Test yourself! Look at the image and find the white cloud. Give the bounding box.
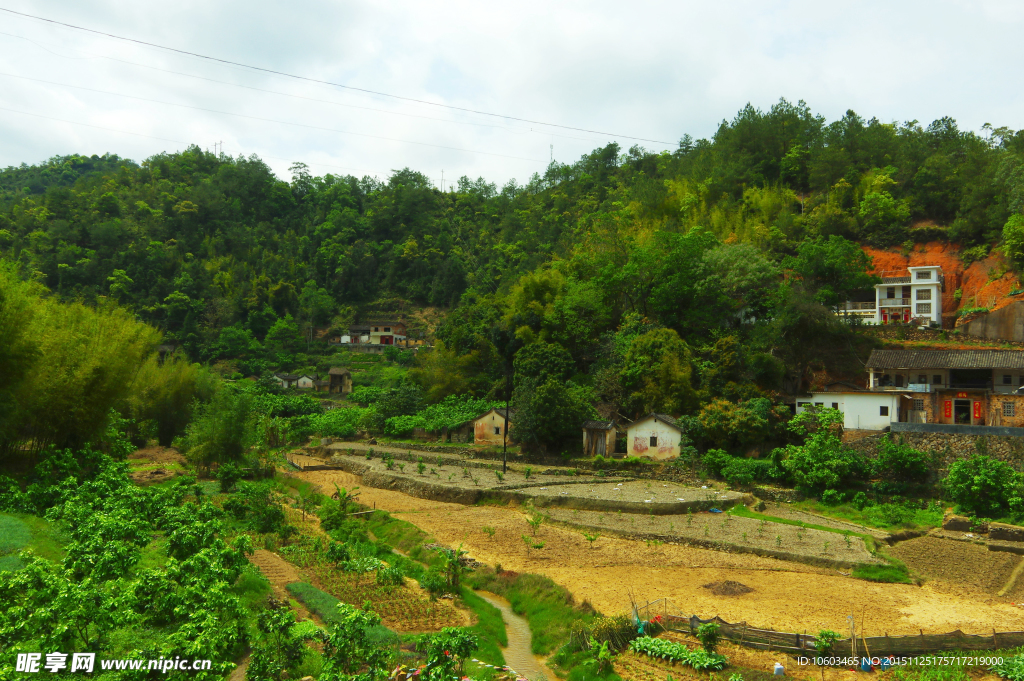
[0,0,1021,185]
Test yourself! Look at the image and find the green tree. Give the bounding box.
[619,328,697,417]
[945,454,1023,518]
[1002,214,1024,270]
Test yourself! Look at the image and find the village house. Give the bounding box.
[272,373,299,389]
[474,408,513,446]
[327,367,353,395]
[582,420,617,457]
[626,413,684,460]
[839,265,944,327]
[296,374,317,390]
[366,321,407,346]
[801,349,1024,430]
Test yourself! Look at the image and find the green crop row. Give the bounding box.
[628,636,727,670]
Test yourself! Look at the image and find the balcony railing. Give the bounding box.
[879,298,911,307]
[840,302,876,310]
[948,381,993,390]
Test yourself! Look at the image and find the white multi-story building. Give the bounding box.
[839,265,943,326]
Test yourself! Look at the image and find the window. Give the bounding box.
[650,436,658,447]
[916,270,933,280]
[384,327,391,332]
[832,402,839,409]
[913,399,924,411]
[887,287,895,299]
[934,375,943,384]
[916,303,932,314]
[1005,402,1016,417]
[880,406,889,416]
[815,402,823,407]
[373,326,379,332]
[917,289,932,300]
[797,402,810,408]
[1004,375,1013,385]
[918,375,927,384]
[894,375,904,387]
[494,427,501,435]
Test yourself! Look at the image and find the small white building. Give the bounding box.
[626,413,684,460]
[797,389,903,431]
[297,374,317,390]
[839,264,944,327]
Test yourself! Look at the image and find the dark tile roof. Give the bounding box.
[582,420,615,430]
[631,413,683,431]
[328,367,351,376]
[879,276,911,285]
[275,373,299,380]
[867,349,1024,370]
[477,407,515,421]
[818,381,865,392]
[348,325,371,333]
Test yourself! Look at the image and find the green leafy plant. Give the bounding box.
[528,513,544,536]
[696,622,721,653]
[482,526,496,540]
[583,532,600,549]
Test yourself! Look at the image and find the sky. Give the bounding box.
[1,0,1023,187]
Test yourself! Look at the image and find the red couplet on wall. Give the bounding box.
[943,401,952,419]
[973,401,982,420]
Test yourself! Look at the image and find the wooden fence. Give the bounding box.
[634,601,1024,659]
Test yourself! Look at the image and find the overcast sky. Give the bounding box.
[1,0,1023,187]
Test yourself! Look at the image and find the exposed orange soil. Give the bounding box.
[292,466,1024,637]
[862,242,1023,317]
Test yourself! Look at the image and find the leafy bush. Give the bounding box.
[874,435,930,482]
[780,408,868,493]
[820,489,845,505]
[852,563,912,583]
[224,481,288,534]
[696,622,720,653]
[944,454,1023,518]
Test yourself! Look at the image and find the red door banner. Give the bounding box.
[943,401,952,419]
[973,401,982,420]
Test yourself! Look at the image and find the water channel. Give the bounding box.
[473,591,558,681]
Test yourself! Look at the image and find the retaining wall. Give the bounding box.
[847,430,1024,471]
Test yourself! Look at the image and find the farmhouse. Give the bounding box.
[327,367,353,394]
[582,420,616,457]
[840,264,944,326]
[474,408,513,446]
[626,413,684,460]
[802,349,1024,429]
[296,374,317,390]
[367,321,408,346]
[272,373,299,389]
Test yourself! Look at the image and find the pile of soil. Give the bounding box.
[702,580,754,596]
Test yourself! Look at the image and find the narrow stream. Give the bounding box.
[474,591,558,681]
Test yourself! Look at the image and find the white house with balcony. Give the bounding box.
[839,265,943,326]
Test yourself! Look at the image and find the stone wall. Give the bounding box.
[847,429,1024,471]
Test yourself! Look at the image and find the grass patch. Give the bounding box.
[466,568,599,656]
[727,505,873,541]
[135,535,169,572]
[852,563,913,583]
[0,512,68,563]
[794,499,943,532]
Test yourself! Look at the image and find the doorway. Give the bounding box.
[954,399,971,424]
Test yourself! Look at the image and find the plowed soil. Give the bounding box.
[888,536,1024,597]
[292,467,1024,636]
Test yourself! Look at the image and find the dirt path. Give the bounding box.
[293,468,1024,636]
[248,549,315,622]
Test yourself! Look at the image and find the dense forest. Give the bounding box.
[3,99,1024,455]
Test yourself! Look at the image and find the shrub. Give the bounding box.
[696,622,720,653]
[702,448,732,476]
[874,435,930,482]
[780,409,868,493]
[820,489,844,506]
[945,454,1023,518]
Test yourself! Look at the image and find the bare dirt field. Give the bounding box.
[128,446,187,485]
[543,507,880,566]
[889,536,1024,598]
[291,465,1024,637]
[310,453,745,513]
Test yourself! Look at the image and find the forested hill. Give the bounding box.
[1,99,1023,398]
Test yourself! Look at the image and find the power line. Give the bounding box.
[0,5,676,146]
[0,71,543,163]
[0,29,619,148]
